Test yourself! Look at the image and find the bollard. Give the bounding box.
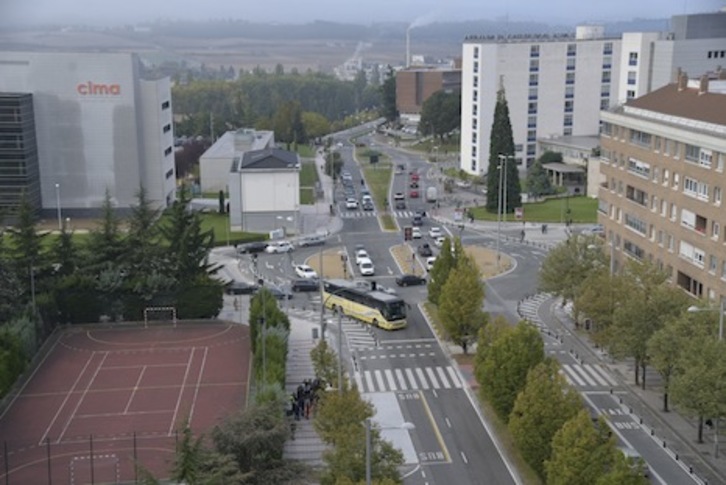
[619,397,623,404]
[639,417,643,424]
[629,407,633,413]
[651,429,654,436]
[609,388,613,394]
[663,440,667,448]
[675,453,678,461]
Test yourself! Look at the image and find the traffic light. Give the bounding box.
[404,226,413,241]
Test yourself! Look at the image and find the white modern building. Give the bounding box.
[228,148,300,235]
[0,52,176,216]
[460,10,726,177]
[199,129,274,193]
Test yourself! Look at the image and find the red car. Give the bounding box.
[409,190,419,198]
[410,172,420,181]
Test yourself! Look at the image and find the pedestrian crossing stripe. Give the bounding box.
[358,366,463,393]
[339,211,420,219]
[560,364,618,388]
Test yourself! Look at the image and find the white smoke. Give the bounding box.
[408,11,438,30]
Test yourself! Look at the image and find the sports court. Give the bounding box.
[0,322,250,484]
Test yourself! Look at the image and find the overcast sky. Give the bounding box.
[3,0,725,27]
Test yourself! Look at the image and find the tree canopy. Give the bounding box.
[485,86,521,212]
[418,89,461,141]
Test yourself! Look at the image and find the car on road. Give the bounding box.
[224,280,259,295]
[265,240,294,253]
[355,249,370,265]
[409,180,419,189]
[294,264,318,279]
[291,279,319,292]
[395,274,426,287]
[412,227,422,239]
[362,200,374,211]
[417,243,433,257]
[345,198,359,210]
[434,236,446,247]
[298,234,326,247]
[267,286,293,300]
[393,192,406,209]
[395,199,406,210]
[237,241,269,254]
[412,215,423,226]
[581,224,605,237]
[409,189,419,198]
[428,227,443,239]
[410,172,420,181]
[426,256,437,271]
[358,258,375,276]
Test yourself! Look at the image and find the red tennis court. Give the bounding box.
[0,322,250,484]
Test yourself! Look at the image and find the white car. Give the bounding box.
[355,249,370,265]
[434,236,446,247]
[412,227,422,239]
[358,258,375,276]
[294,264,318,279]
[426,256,437,271]
[346,198,359,210]
[265,241,294,253]
[428,227,443,239]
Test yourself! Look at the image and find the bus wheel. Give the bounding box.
[372,319,379,328]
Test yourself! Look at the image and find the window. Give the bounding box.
[163,123,171,133]
[673,172,679,190]
[628,52,638,66]
[527,115,537,128]
[529,59,539,71]
[654,136,661,152]
[685,144,700,162]
[528,87,538,100]
[471,146,477,158]
[472,132,477,144]
[601,122,612,136]
[714,186,722,205]
[627,71,637,85]
[161,100,170,110]
[527,144,536,156]
[602,56,612,69]
[473,61,479,72]
[722,261,726,280]
[473,46,479,57]
[682,177,709,201]
[623,239,645,260]
[600,85,610,97]
[165,168,174,179]
[566,58,576,71]
[164,146,172,156]
[718,153,725,172]
[473,90,478,102]
[528,102,537,114]
[625,185,648,206]
[530,45,540,57]
[567,44,577,56]
[471,159,477,172]
[564,100,574,113]
[627,157,650,178]
[564,114,573,127]
[473,76,479,88]
[629,129,651,148]
[624,213,647,235]
[604,42,613,55]
[472,118,477,130]
[565,86,574,98]
[681,208,696,229]
[652,167,659,183]
[601,71,611,83]
[670,203,677,221]
[566,72,575,85]
[527,129,536,142]
[529,74,539,86]
[627,90,636,99]
[700,149,713,168]
[713,222,720,240]
[600,99,609,110]
[472,104,478,116]
[660,199,667,216]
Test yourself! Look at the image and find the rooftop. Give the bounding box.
[234,148,299,171]
[201,129,274,160]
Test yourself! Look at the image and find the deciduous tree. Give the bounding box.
[427,237,460,304]
[525,158,554,199]
[418,89,461,141]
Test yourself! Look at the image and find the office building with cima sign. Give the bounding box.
[0,52,176,217]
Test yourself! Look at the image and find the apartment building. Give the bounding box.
[598,71,726,301]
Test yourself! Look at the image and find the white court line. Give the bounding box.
[562,365,585,386]
[446,366,462,388]
[583,364,609,386]
[436,367,451,389]
[425,367,440,389]
[374,370,386,392]
[384,369,397,391]
[168,348,195,436]
[124,366,147,414]
[40,351,97,445]
[394,369,408,391]
[187,347,209,427]
[415,368,429,390]
[405,368,417,389]
[364,371,375,392]
[57,352,109,444]
[571,365,598,386]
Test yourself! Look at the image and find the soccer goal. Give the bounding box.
[143,306,178,328]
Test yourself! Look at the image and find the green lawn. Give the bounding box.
[198,213,267,245]
[299,161,319,205]
[362,162,392,212]
[295,144,316,158]
[470,196,598,223]
[379,214,397,231]
[409,136,460,156]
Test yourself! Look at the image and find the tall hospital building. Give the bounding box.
[0,52,176,218]
[460,11,726,175]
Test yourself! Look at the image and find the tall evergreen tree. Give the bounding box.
[485,85,521,213]
[85,189,125,267]
[380,66,398,122]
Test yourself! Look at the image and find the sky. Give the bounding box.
[2,0,724,27]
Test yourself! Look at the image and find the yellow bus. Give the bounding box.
[322,279,407,330]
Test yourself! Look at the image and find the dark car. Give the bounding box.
[395,274,427,287]
[267,286,293,300]
[225,280,259,295]
[395,200,406,210]
[409,181,419,189]
[362,200,374,211]
[291,279,320,292]
[417,244,433,257]
[238,241,268,254]
[412,216,423,227]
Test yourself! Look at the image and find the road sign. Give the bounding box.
[404,226,413,241]
[515,207,524,220]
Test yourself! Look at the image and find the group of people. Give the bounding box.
[288,378,323,421]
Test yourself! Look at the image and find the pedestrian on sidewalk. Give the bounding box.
[520,229,525,243]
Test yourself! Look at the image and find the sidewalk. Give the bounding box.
[550,303,724,485]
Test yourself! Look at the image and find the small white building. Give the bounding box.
[199,129,274,193]
[229,148,300,235]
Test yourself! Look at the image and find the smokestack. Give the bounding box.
[406,27,411,68]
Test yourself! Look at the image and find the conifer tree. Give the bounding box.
[485,85,521,214]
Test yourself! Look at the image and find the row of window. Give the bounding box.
[608,168,723,208]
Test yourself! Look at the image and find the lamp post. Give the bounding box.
[687,299,725,458]
[54,183,62,231]
[321,284,351,395]
[365,419,415,485]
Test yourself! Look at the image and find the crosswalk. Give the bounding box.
[339,210,421,219]
[560,362,618,388]
[287,307,378,350]
[517,292,551,325]
[355,365,463,393]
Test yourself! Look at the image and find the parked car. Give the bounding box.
[265,241,294,253]
[237,241,269,254]
[291,279,319,292]
[409,189,419,198]
[355,249,370,265]
[426,256,437,271]
[395,274,426,287]
[581,224,605,237]
[417,243,433,257]
[294,264,318,279]
[428,227,443,239]
[358,258,375,276]
[409,181,419,189]
[346,198,359,210]
[298,234,326,247]
[224,280,259,295]
[412,227,422,239]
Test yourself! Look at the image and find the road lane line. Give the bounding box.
[419,390,451,463]
[461,451,469,464]
[415,368,429,390]
[425,367,440,389]
[394,368,408,390]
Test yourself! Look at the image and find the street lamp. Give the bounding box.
[496,154,515,269]
[687,299,725,458]
[365,419,415,485]
[54,183,62,231]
